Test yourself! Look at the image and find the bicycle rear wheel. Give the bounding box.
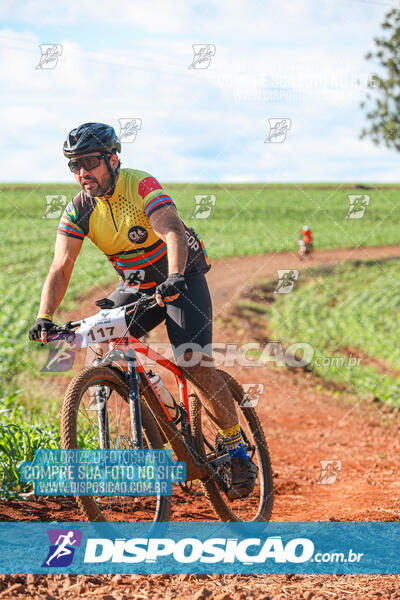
[190,369,274,522]
[60,366,172,523]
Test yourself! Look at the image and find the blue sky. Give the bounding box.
[0,0,397,182]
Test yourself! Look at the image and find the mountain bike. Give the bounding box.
[297,240,313,260]
[44,294,274,523]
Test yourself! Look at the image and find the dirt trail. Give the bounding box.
[1,245,400,598]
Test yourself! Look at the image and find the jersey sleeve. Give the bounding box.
[137,173,176,218]
[57,199,86,240]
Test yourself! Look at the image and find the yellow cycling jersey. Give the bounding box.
[57,168,210,290]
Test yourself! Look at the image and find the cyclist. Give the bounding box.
[301,225,312,251]
[297,225,312,257]
[28,122,257,500]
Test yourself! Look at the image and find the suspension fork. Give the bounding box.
[95,385,110,449]
[125,348,143,449]
[93,356,111,449]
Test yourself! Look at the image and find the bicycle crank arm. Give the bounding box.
[209,453,230,468]
[206,465,229,494]
[205,453,231,494]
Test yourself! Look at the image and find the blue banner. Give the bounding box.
[20,449,186,496]
[0,522,398,574]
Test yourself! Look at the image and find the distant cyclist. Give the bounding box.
[28,122,257,500]
[297,225,313,258]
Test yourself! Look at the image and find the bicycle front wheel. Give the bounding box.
[190,369,274,522]
[60,366,172,523]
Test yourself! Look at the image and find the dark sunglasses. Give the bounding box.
[68,153,109,174]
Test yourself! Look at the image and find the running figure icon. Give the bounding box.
[45,531,78,566]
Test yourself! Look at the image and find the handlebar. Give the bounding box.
[125,293,158,315]
[44,293,158,344]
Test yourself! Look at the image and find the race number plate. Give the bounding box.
[74,306,128,348]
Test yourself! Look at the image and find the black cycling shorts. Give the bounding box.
[107,272,213,365]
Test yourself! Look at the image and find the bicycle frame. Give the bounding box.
[98,334,211,483]
[45,303,215,482]
[108,335,191,425]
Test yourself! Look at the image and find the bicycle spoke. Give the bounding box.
[75,379,165,522]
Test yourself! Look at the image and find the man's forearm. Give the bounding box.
[165,230,188,275]
[38,267,72,317]
[149,205,189,277]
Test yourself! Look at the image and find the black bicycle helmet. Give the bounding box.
[63,122,121,158]
[63,122,121,196]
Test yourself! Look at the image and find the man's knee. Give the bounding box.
[178,350,215,386]
[177,348,213,369]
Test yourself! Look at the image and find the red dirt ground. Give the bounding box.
[1,245,400,598]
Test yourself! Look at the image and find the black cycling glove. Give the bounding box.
[28,318,55,341]
[155,273,187,300]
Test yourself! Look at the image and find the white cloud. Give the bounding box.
[0,1,397,182]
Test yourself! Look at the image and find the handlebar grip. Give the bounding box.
[46,330,76,344]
